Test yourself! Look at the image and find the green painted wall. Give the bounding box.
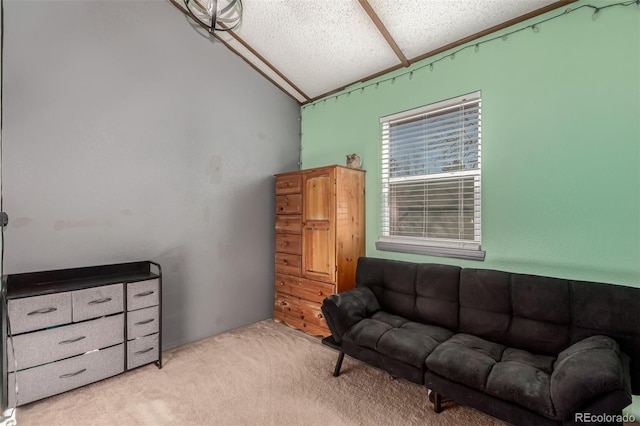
[300,0,640,286]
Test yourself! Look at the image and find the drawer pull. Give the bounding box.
[134,347,155,355]
[59,336,86,345]
[134,291,154,298]
[27,307,57,316]
[88,297,112,305]
[60,368,87,379]
[135,318,155,326]
[282,259,288,265]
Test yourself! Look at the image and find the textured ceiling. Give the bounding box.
[171,0,572,104]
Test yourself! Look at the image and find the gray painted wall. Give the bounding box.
[2,0,300,349]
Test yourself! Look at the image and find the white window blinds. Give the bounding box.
[377,91,484,260]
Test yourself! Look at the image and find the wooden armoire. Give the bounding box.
[273,165,365,336]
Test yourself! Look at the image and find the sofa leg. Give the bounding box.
[433,392,442,413]
[333,351,345,377]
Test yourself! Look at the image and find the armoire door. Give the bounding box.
[302,168,336,283]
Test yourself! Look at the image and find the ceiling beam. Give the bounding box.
[305,0,577,105]
[358,0,409,68]
[217,23,311,102]
[169,0,310,103]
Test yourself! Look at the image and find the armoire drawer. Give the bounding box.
[72,283,124,322]
[127,306,159,340]
[292,299,326,329]
[275,194,302,215]
[7,343,124,407]
[8,292,72,335]
[127,279,159,311]
[275,174,301,195]
[275,233,302,255]
[274,254,301,276]
[287,278,335,304]
[127,333,159,370]
[275,215,302,234]
[8,313,124,371]
[274,292,300,315]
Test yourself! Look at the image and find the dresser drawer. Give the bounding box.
[8,314,124,372]
[127,279,159,311]
[297,299,326,328]
[274,273,300,295]
[275,233,301,255]
[127,333,159,370]
[274,253,301,276]
[275,174,301,195]
[8,293,72,335]
[289,278,335,304]
[127,306,159,340]
[275,194,302,215]
[72,283,124,322]
[8,343,124,407]
[274,292,300,315]
[275,215,302,234]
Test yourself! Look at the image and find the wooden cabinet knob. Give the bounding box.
[283,259,288,265]
[317,292,322,296]
[318,313,323,319]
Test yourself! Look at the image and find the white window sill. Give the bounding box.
[375,237,486,261]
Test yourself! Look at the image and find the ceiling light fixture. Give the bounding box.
[183,0,243,32]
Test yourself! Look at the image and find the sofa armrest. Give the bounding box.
[321,287,380,344]
[550,335,628,419]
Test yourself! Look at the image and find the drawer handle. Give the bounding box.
[27,307,57,316]
[134,347,155,355]
[88,297,112,305]
[282,259,288,265]
[59,336,86,345]
[317,292,322,296]
[60,368,87,379]
[135,318,155,326]
[134,291,154,298]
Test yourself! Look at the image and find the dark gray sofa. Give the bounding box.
[321,257,639,425]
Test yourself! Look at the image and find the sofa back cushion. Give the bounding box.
[355,257,460,330]
[459,268,640,392]
[459,269,572,355]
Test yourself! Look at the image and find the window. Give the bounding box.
[376,91,484,260]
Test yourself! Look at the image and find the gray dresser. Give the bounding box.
[4,261,162,407]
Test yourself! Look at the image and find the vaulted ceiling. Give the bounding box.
[170,0,573,105]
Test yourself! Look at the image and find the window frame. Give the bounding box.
[376,91,485,261]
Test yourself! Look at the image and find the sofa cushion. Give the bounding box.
[426,334,506,391]
[343,311,453,369]
[355,257,461,330]
[427,333,556,418]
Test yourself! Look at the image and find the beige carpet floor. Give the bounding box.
[14,320,507,426]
